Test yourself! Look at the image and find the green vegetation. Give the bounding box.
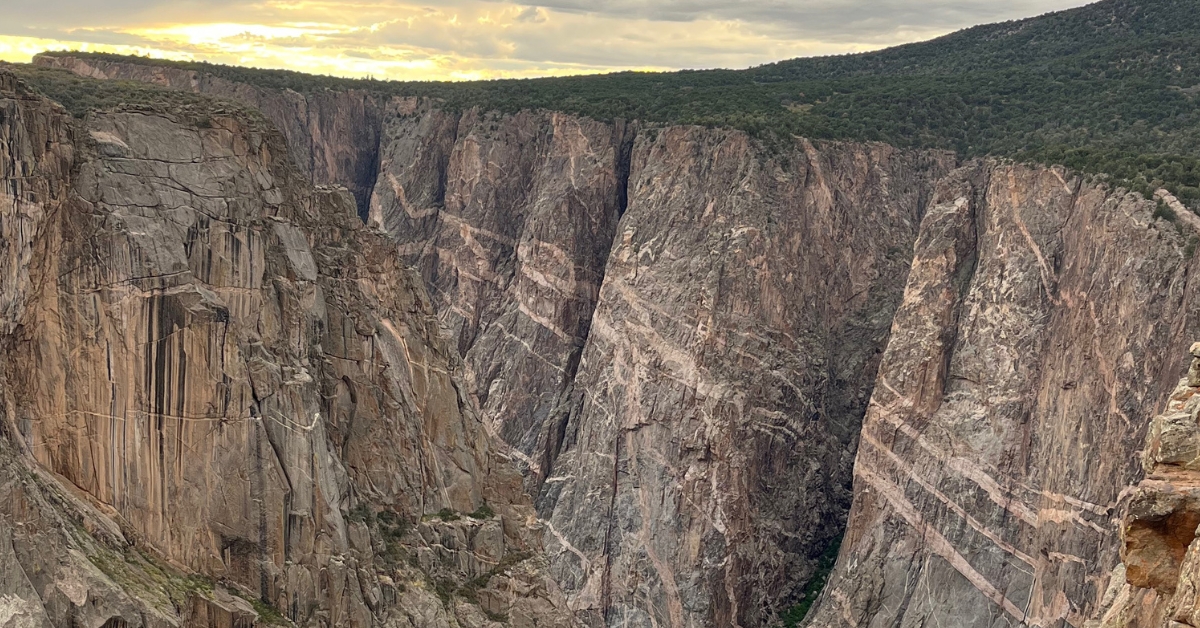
[376,509,411,566]
[468,503,496,520]
[483,609,509,623]
[780,539,842,628]
[229,588,292,626]
[342,504,412,566]
[454,550,533,609]
[29,0,1200,209]
[433,507,461,522]
[88,545,215,613]
[1,64,256,122]
[346,502,374,524]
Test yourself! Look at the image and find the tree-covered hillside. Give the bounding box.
[32,0,1200,208]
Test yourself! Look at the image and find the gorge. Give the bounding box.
[5,1,1200,627]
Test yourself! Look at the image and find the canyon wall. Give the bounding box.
[24,53,1200,628]
[1095,345,1200,627]
[536,129,953,628]
[33,55,385,219]
[30,54,957,626]
[0,69,576,628]
[804,163,1200,627]
[368,102,633,467]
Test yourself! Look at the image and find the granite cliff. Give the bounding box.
[9,53,1200,628]
[0,69,576,628]
[803,163,1200,627]
[27,55,955,627]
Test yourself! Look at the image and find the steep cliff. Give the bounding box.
[0,69,576,628]
[32,55,384,220]
[31,54,633,478]
[368,102,633,468]
[25,55,959,626]
[1089,342,1200,628]
[535,129,953,628]
[804,163,1200,627]
[23,52,1200,628]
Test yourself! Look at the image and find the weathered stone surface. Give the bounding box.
[29,53,1200,628]
[1082,363,1200,627]
[0,70,577,628]
[536,128,954,628]
[368,102,633,472]
[805,163,1200,627]
[33,54,383,220]
[18,56,962,626]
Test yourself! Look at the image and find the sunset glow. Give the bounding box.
[0,1,1094,81]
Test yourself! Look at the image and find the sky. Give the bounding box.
[0,0,1095,81]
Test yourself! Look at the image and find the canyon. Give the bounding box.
[1,52,1199,628]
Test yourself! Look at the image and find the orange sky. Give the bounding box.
[0,0,1094,81]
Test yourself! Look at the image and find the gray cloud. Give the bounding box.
[2,0,256,29]
[512,0,1092,40]
[515,6,549,22]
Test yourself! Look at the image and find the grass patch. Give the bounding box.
[468,504,495,520]
[433,508,460,522]
[779,539,841,628]
[87,545,215,614]
[229,588,291,626]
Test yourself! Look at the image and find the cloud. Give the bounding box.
[0,0,1094,80]
[514,7,548,23]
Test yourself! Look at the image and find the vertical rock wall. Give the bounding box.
[536,129,953,627]
[29,54,1200,628]
[805,164,1200,627]
[25,56,959,626]
[368,103,633,468]
[33,54,383,219]
[0,71,578,628]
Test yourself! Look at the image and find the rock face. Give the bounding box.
[34,54,384,220]
[1082,345,1200,628]
[0,70,576,628]
[536,129,953,628]
[368,102,633,468]
[804,163,1200,627]
[24,53,1200,628]
[28,54,961,626]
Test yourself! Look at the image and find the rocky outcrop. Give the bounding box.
[0,69,576,628]
[804,163,1200,627]
[33,54,384,220]
[1081,345,1200,627]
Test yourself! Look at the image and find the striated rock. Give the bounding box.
[537,129,954,627]
[805,163,1200,627]
[29,53,1200,628]
[19,55,961,626]
[1086,355,1200,627]
[0,70,577,628]
[369,102,633,471]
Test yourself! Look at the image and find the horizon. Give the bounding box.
[0,0,1094,82]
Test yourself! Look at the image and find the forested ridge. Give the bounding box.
[29,0,1200,209]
